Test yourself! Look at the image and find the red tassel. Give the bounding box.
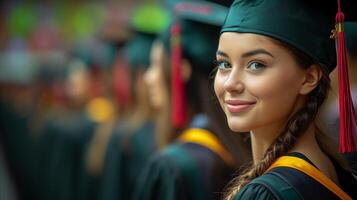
[335,0,357,153]
[171,21,187,128]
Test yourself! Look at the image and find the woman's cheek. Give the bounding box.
[214,73,226,105]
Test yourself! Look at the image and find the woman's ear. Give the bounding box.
[299,64,322,95]
[182,59,192,82]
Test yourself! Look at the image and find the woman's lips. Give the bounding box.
[225,99,256,113]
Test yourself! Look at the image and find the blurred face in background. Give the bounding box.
[144,40,170,111]
[66,61,91,106]
[134,67,152,110]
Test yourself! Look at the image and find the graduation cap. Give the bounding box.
[124,3,171,70]
[221,0,357,153]
[124,33,157,70]
[166,0,229,128]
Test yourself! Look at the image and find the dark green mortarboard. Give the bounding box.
[160,0,229,72]
[221,0,357,72]
[124,33,157,69]
[125,3,170,69]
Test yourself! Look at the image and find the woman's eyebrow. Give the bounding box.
[241,49,274,58]
[216,50,229,58]
[216,49,274,59]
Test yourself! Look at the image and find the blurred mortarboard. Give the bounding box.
[160,0,229,72]
[221,0,357,153]
[70,37,118,71]
[124,33,157,70]
[124,3,171,70]
[165,0,230,128]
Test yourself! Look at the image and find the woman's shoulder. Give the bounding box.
[158,142,227,172]
[234,170,299,200]
[134,143,215,200]
[234,152,352,200]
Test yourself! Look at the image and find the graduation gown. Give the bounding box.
[40,112,96,200]
[0,144,18,200]
[97,129,125,200]
[0,101,41,200]
[98,120,156,200]
[234,152,357,200]
[133,127,235,200]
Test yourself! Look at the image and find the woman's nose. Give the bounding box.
[223,68,244,94]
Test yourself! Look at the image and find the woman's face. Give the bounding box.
[214,32,306,132]
[144,41,169,110]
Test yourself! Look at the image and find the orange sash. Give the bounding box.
[268,156,352,200]
[179,128,234,166]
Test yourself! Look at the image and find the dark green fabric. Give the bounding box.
[134,154,184,200]
[164,144,208,200]
[162,0,233,9]
[133,145,192,200]
[160,0,229,72]
[123,121,156,197]
[98,121,156,200]
[235,172,301,200]
[98,131,125,200]
[125,3,170,70]
[124,33,156,70]
[175,1,229,26]
[40,112,96,200]
[0,101,41,200]
[222,0,337,72]
[233,152,357,199]
[0,146,18,200]
[133,141,234,200]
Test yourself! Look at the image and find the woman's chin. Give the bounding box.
[227,122,251,133]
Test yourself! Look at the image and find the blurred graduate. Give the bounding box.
[133,0,251,199]
[97,3,171,200]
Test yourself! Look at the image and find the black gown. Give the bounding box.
[234,152,357,200]
[133,127,235,200]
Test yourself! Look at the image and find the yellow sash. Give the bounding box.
[268,156,352,200]
[179,128,234,166]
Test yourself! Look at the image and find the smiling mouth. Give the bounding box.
[225,99,256,113]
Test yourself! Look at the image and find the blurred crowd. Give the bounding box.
[0,1,356,200]
[0,1,162,200]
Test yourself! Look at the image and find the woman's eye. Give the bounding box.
[215,60,231,70]
[247,61,265,71]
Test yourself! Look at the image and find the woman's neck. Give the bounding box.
[250,120,284,164]
[250,121,318,165]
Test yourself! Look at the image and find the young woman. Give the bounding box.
[214,0,357,199]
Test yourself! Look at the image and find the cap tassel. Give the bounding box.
[335,0,357,153]
[171,21,187,128]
